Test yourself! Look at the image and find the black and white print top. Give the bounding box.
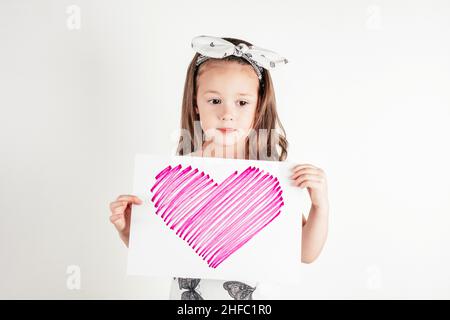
[169,277,282,300]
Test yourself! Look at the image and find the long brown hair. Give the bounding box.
[176,37,288,161]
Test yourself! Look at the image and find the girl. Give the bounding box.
[109,36,329,299]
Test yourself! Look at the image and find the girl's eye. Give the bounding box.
[208,98,221,105]
[238,100,248,107]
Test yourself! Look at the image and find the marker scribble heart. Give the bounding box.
[150,165,284,268]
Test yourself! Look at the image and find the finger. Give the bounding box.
[110,215,126,231]
[292,163,316,170]
[110,201,128,211]
[292,164,319,173]
[290,168,322,180]
[293,174,323,184]
[109,213,124,223]
[293,175,322,187]
[111,205,127,215]
[298,180,322,189]
[116,195,142,205]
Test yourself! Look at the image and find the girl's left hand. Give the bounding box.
[291,164,329,209]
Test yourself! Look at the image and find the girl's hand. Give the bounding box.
[109,194,142,247]
[291,164,329,209]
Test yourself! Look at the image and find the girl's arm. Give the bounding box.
[301,204,329,263]
[290,164,329,263]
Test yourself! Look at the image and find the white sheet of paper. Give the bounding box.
[127,154,306,284]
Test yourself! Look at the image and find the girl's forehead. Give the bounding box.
[197,61,259,91]
[199,60,255,75]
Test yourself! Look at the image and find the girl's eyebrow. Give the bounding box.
[203,90,221,95]
[237,93,256,97]
[203,90,255,97]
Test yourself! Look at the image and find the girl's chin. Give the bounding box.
[211,140,238,148]
[203,138,243,151]
[213,133,245,147]
[216,130,248,145]
[203,130,248,149]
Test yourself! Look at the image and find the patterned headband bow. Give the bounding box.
[191,35,288,80]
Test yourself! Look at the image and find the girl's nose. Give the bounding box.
[220,102,234,121]
[221,113,233,121]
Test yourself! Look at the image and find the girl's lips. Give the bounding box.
[217,128,237,134]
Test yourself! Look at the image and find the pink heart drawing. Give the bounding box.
[150,165,284,268]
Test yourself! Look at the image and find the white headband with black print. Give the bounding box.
[191,35,288,80]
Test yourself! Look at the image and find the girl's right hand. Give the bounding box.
[109,194,142,247]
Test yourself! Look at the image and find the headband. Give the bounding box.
[191,35,288,80]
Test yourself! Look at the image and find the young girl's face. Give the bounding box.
[195,60,259,149]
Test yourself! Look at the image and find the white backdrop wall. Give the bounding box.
[0,0,449,299]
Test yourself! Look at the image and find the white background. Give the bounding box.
[0,0,449,299]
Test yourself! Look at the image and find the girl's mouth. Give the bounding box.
[217,128,237,134]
